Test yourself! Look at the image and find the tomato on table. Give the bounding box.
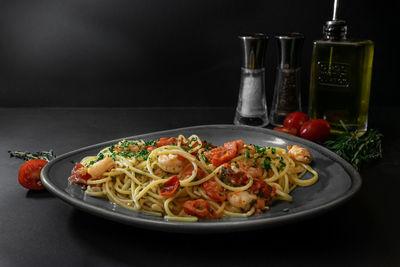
[299,119,331,142]
[18,159,48,190]
[283,112,309,130]
[160,175,180,196]
[273,126,298,136]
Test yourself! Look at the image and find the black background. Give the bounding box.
[0,0,397,108]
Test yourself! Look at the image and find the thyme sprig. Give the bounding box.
[325,121,383,170]
[8,149,56,161]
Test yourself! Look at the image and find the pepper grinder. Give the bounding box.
[234,33,269,127]
[269,33,304,126]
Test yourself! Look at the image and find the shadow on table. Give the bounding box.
[66,198,390,266]
[26,189,54,198]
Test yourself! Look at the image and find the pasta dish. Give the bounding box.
[69,135,318,221]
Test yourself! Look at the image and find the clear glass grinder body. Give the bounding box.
[270,33,304,126]
[234,33,269,127]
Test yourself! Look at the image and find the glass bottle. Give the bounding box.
[308,0,374,134]
[270,33,304,126]
[234,33,269,127]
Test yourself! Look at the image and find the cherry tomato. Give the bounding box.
[160,175,180,196]
[299,119,331,142]
[183,199,216,218]
[156,137,177,147]
[273,126,298,136]
[251,178,270,198]
[204,140,244,167]
[220,164,249,186]
[283,112,309,131]
[18,159,48,190]
[202,178,226,202]
[69,163,91,185]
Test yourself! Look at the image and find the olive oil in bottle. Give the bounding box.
[308,0,374,134]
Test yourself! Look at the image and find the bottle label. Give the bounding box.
[317,61,350,87]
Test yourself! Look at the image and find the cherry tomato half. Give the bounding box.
[283,112,309,131]
[69,163,92,185]
[18,159,48,190]
[273,126,298,136]
[160,175,180,196]
[204,140,244,167]
[202,178,226,202]
[299,119,331,142]
[156,137,177,147]
[183,199,217,218]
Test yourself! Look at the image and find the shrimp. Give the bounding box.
[236,158,263,178]
[227,191,257,211]
[157,154,188,173]
[287,145,312,164]
[88,157,115,179]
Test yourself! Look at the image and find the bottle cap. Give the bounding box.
[239,33,268,69]
[323,20,347,40]
[323,0,347,40]
[275,33,304,69]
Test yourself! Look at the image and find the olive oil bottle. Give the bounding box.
[309,0,374,134]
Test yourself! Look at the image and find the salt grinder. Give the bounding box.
[234,33,269,127]
[269,33,304,126]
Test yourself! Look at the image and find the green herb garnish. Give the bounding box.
[199,154,209,163]
[255,145,266,154]
[8,150,56,161]
[262,157,271,170]
[143,140,157,147]
[278,158,286,172]
[245,150,250,159]
[325,121,383,170]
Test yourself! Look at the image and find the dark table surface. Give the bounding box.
[0,107,399,266]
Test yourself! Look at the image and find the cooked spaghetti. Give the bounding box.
[69,135,318,221]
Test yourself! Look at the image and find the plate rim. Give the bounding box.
[41,124,362,233]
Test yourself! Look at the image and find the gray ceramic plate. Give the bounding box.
[41,125,361,233]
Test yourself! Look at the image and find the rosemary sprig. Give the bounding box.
[325,121,383,170]
[8,150,56,161]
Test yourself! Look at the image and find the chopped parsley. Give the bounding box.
[199,153,209,163]
[143,140,157,147]
[204,142,213,151]
[277,158,286,172]
[262,157,271,170]
[254,145,266,154]
[119,140,138,148]
[87,152,105,166]
[245,150,250,159]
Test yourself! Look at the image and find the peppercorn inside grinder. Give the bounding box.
[269,33,304,126]
[234,33,269,127]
